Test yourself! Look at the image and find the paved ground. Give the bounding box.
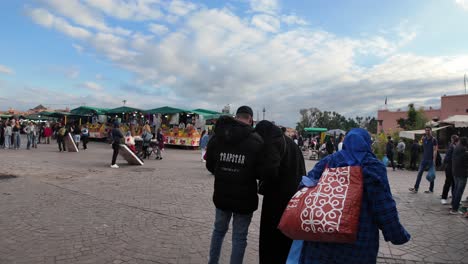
[0,137,467,264]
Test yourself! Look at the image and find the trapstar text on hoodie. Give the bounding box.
[219,152,245,165]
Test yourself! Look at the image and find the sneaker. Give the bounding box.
[409,188,418,193]
[449,210,462,215]
[424,190,433,194]
[110,164,119,168]
[441,199,448,205]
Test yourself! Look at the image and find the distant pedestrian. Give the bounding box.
[155,128,164,160]
[449,137,468,215]
[4,121,12,149]
[111,122,123,168]
[441,135,458,205]
[73,124,81,149]
[410,139,419,170]
[44,123,52,144]
[0,121,4,148]
[409,127,437,194]
[57,124,67,152]
[396,139,406,169]
[386,136,396,171]
[81,125,89,150]
[12,121,21,150]
[200,130,209,162]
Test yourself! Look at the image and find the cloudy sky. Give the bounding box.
[1,0,468,126]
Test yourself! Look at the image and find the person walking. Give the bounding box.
[396,139,406,169]
[205,106,263,264]
[56,124,67,152]
[155,128,164,160]
[12,121,21,150]
[441,135,459,205]
[410,139,419,170]
[43,123,51,144]
[73,124,81,149]
[0,121,4,148]
[409,127,438,194]
[81,125,89,150]
[449,137,468,215]
[291,128,410,263]
[4,121,12,149]
[255,120,306,264]
[199,130,209,162]
[110,122,123,168]
[386,136,396,171]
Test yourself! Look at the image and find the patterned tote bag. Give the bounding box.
[278,166,363,244]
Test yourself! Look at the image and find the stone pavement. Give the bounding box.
[0,139,467,264]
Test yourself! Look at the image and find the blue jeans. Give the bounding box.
[451,176,467,211]
[414,160,435,192]
[27,134,35,149]
[13,132,20,149]
[208,209,253,264]
[4,135,11,149]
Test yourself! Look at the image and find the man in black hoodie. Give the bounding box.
[206,106,263,264]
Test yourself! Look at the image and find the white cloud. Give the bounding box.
[167,0,197,16]
[0,64,14,75]
[455,0,468,10]
[72,43,84,53]
[250,0,279,14]
[66,68,80,79]
[83,0,164,21]
[148,23,169,35]
[40,0,132,36]
[25,2,468,126]
[281,14,308,26]
[27,8,92,39]
[82,81,103,91]
[251,14,280,32]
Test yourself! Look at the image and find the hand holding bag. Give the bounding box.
[278,166,363,244]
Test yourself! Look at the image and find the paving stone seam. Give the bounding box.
[40,181,213,230]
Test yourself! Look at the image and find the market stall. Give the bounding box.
[144,106,204,147]
[70,106,110,139]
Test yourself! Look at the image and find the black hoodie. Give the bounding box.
[206,116,263,214]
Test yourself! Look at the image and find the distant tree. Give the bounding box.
[397,103,428,130]
[296,107,321,133]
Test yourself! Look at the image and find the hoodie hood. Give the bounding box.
[214,115,253,143]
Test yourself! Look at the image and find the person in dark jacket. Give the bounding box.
[450,137,468,214]
[255,120,306,264]
[441,135,458,205]
[386,136,396,171]
[410,139,419,170]
[206,106,263,264]
[110,122,123,168]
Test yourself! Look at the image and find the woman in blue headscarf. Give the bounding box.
[289,128,410,264]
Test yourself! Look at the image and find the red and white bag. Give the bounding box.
[278,166,363,244]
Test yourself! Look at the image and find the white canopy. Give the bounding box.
[441,115,468,128]
[399,126,451,140]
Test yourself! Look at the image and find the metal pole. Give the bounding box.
[464,73,466,94]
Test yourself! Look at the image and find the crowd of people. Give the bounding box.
[204,106,415,264]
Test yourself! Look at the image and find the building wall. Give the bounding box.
[377,94,468,133]
[440,94,468,120]
[377,109,441,133]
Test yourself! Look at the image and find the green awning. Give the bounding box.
[192,108,222,115]
[107,106,142,114]
[144,106,191,115]
[304,127,327,132]
[71,106,109,116]
[0,114,12,118]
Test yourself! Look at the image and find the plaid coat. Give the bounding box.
[295,129,410,264]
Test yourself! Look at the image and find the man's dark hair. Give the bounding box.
[425,126,432,130]
[235,112,251,120]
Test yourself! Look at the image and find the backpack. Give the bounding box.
[58,127,66,136]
